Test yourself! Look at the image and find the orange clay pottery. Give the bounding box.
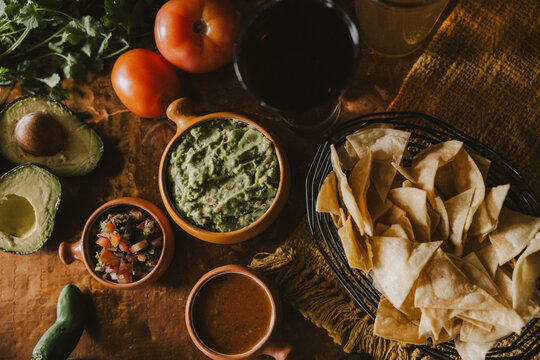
[58,197,175,290]
[159,98,290,244]
[185,264,292,359]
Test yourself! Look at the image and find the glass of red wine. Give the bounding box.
[234,0,361,134]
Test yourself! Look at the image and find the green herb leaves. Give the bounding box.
[0,0,163,100]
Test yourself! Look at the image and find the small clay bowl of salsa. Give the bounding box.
[186,264,292,359]
[58,197,175,290]
[159,97,290,244]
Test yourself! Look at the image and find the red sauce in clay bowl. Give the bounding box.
[185,265,292,359]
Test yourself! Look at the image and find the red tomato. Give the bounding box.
[154,0,242,73]
[111,49,181,118]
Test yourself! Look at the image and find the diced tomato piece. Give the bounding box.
[100,249,120,267]
[118,240,130,253]
[136,221,146,230]
[103,222,115,234]
[129,209,143,220]
[110,233,122,247]
[118,260,133,283]
[96,237,109,248]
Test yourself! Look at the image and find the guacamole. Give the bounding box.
[167,119,279,232]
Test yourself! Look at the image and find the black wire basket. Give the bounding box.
[305,112,539,359]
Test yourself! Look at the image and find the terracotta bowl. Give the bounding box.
[58,197,175,290]
[185,265,292,360]
[159,98,290,244]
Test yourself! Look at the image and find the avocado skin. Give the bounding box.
[0,164,61,254]
[0,96,104,176]
[32,284,86,360]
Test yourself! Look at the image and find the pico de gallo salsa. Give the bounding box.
[93,208,162,284]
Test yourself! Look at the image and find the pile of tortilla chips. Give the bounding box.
[316,127,540,360]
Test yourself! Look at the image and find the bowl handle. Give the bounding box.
[58,239,84,265]
[166,97,198,134]
[257,331,293,360]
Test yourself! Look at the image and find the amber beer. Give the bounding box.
[355,0,449,57]
[234,0,360,133]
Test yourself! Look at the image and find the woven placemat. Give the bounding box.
[250,0,539,358]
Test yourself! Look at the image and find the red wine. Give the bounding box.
[235,0,359,112]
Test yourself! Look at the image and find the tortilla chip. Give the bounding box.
[432,326,457,344]
[444,188,475,255]
[336,208,347,228]
[381,223,409,239]
[316,171,340,216]
[397,216,417,243]
[494,268,540,323]
[347,128,410,202]
[469,184,510,237]
[433,162,454,199]
[512,233,540,315]
[470,153,491,181]
[451,255,524,332]
[459,308,524,334]
[375,222,389,235]
[391,162,416,185]
[374,296,428,345]
[337,216,372,271]
[419,308,454,340]
[336,141,358,171]
[458,315,493,332]
[330,145,367,235]
[330,213,340,227]
[451,254,503,303]
[399,284,422,323]
[450,148,485,231]
[488,207,540,265]
[432,196,450,241]
[459,320,513,343]
[415,249,506,311]
[366,186,391,222]
[388,187,431,242]
[371,236,442,309]
[402,179,415,187]
[476,244,499,278]
[379,203,407,225]
[428,206,441,238]
[411,140,463,203]
[454,338,495,360]
[349,146,373,235]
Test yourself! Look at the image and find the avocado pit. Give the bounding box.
[15,112,66,156]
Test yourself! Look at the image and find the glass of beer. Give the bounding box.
[234,0,361,134]
[355,0,450,57]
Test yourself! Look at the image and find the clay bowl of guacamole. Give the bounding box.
[158,98,290,244]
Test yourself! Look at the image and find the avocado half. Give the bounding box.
[0,164,61,254]
[0,96,104,176]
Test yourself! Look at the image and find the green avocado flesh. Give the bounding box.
[0,164,61,254]
[0,96,104,176]
[167,118,280,232]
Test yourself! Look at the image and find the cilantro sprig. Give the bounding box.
[0,0,163,101]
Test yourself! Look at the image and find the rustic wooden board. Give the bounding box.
[0,40,415,359]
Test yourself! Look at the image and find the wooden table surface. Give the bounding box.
[0,3,422,359]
